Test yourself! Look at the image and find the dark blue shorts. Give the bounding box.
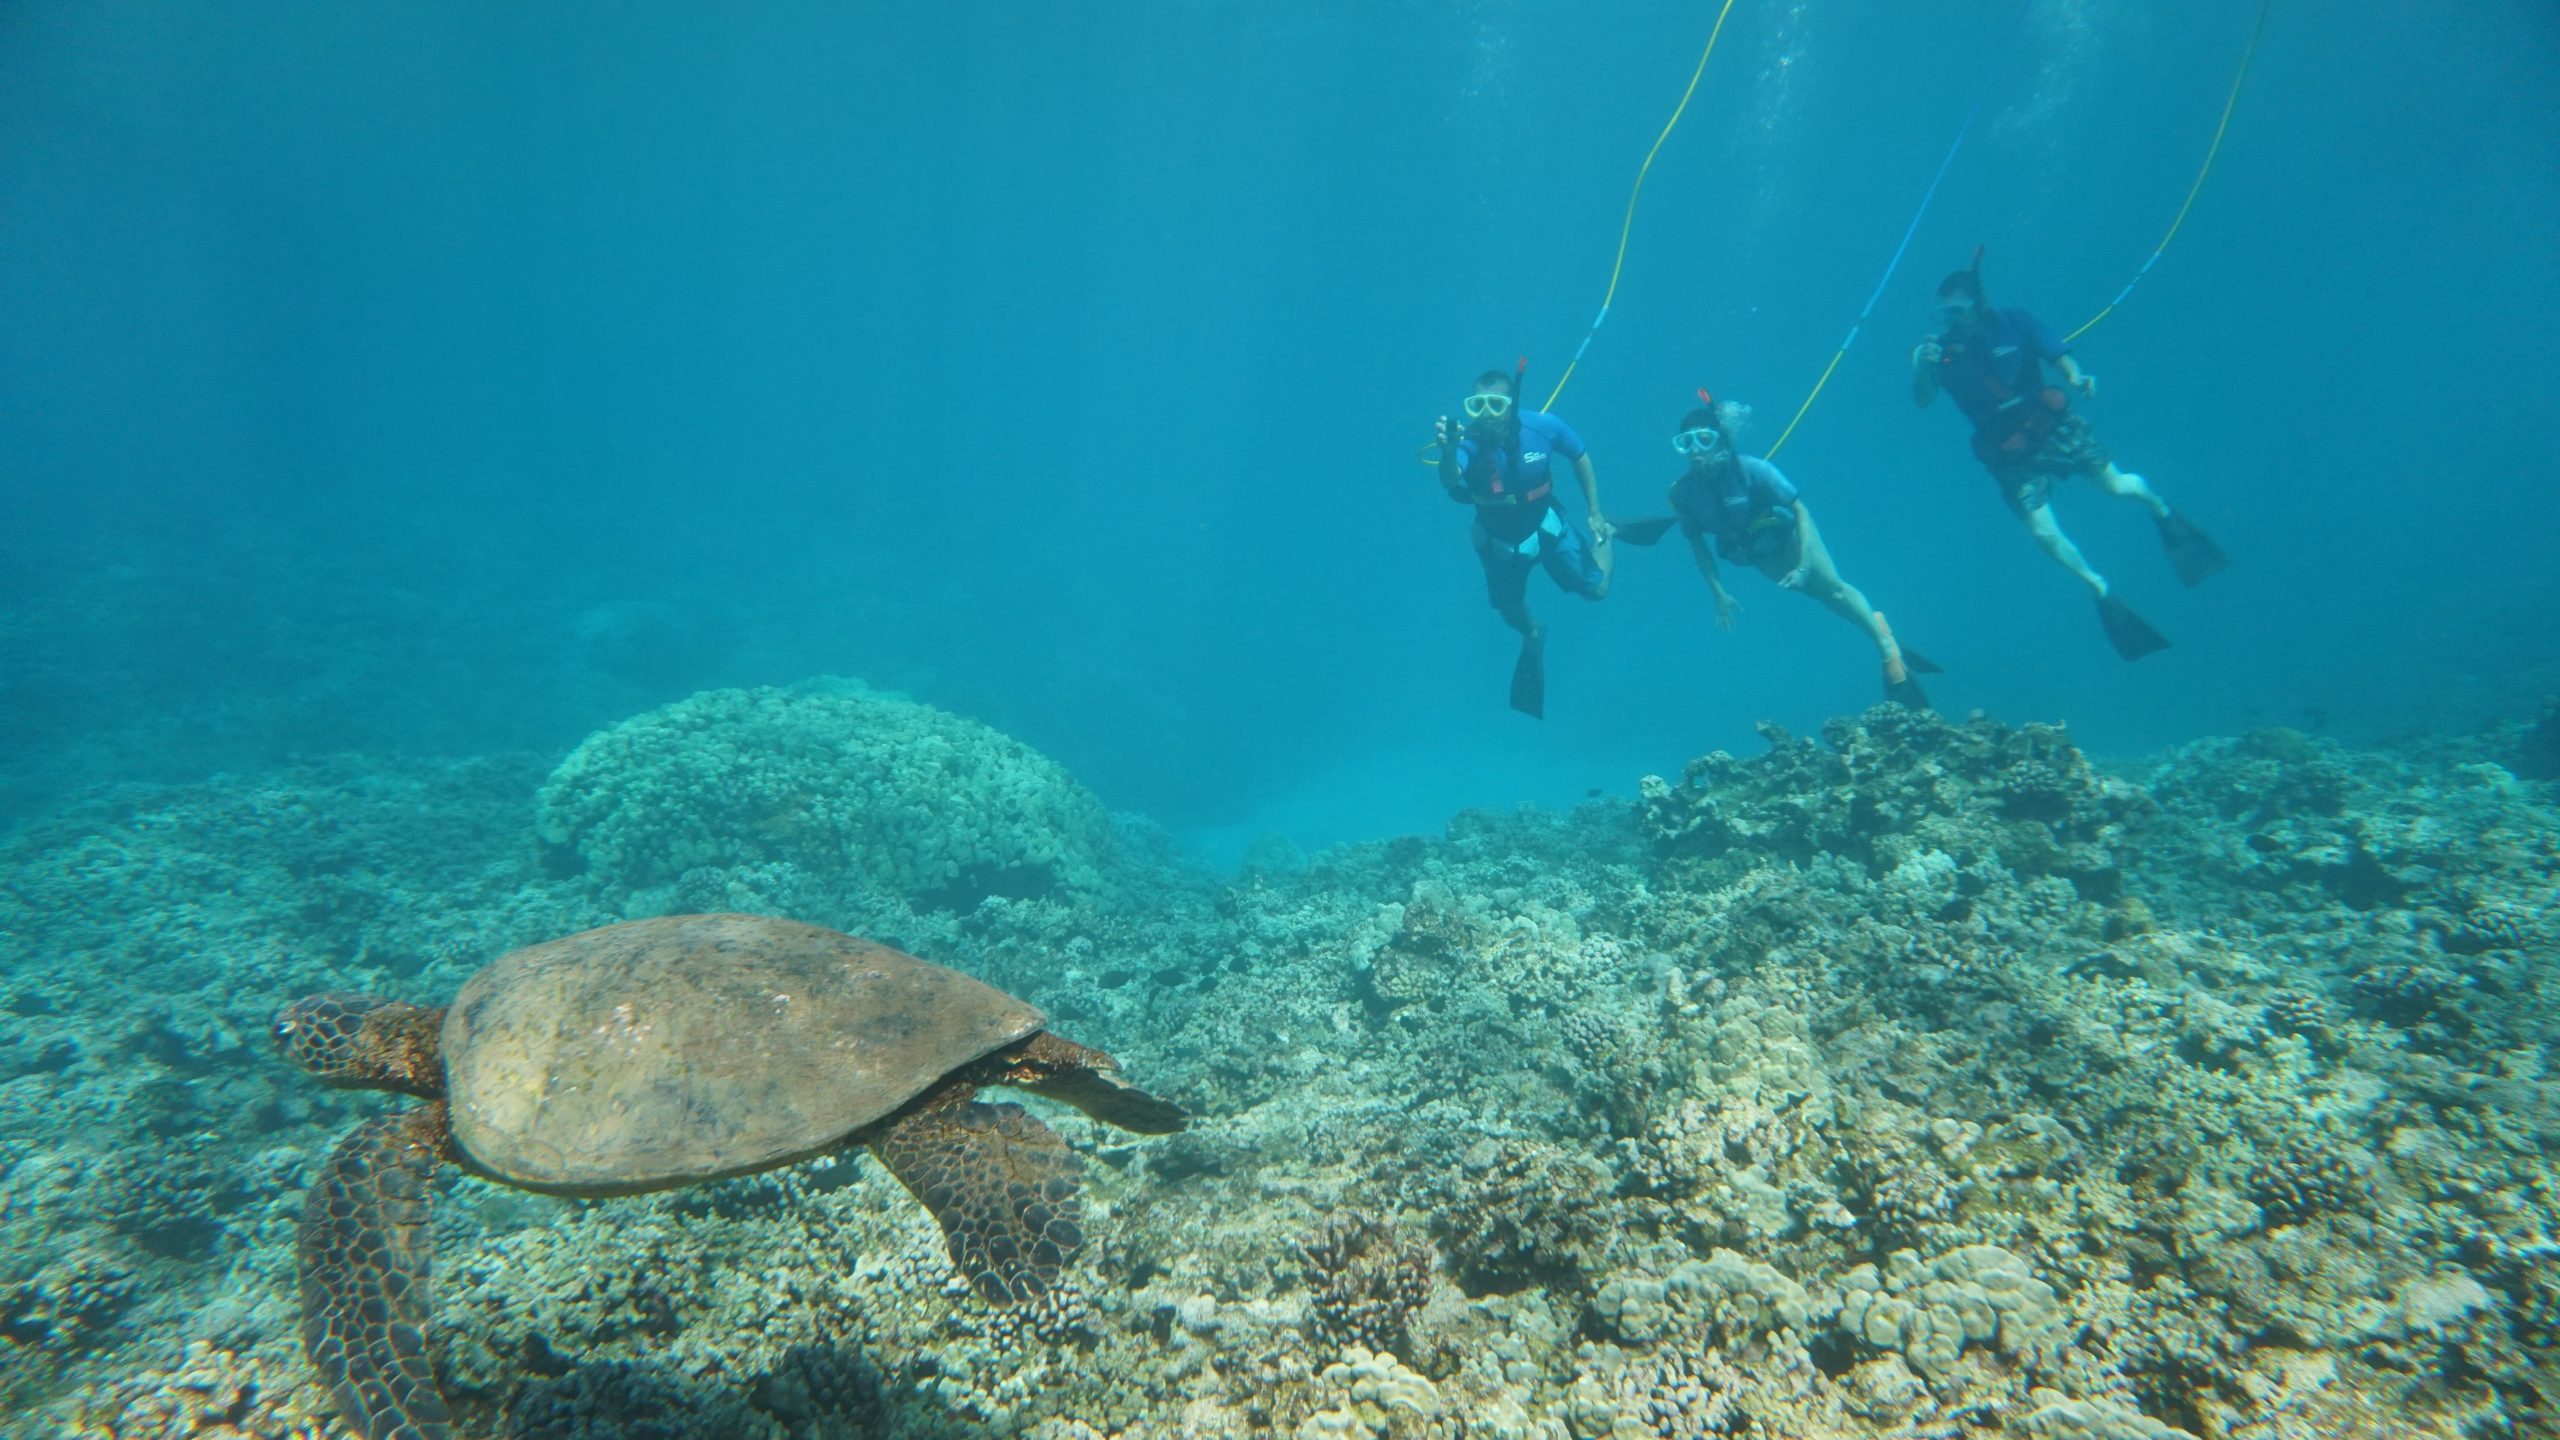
[1471,507,1604,612]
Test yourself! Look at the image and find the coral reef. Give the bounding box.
[2,1249,140,1356]
[5,695,2557,1437]
[60,1339,340,1439]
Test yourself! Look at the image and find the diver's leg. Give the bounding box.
[2019,499,2109,596]
[1475,527,1538,637]
[2133,467,2230,585]
[2097,462,2171,519]
[1779,512,1896,659]
[1540,517,1608,603]
[2076,422,2224,582]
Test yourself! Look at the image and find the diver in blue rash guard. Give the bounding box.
[1433,367,1616,718]
[1667,393,1936,709]
[1913,259,2227,661]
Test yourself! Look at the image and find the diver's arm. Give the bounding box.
[1574,454,1613,541]
[2055,353,2097,398]
[1689,535,1742,632]
[1687,534,1724,590]
[1911,337,1943,406]
[1435,417,1470,502]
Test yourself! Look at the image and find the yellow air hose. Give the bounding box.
[2063,0,2275,343]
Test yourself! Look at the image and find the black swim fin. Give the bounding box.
[2156,512,2229,587]
[2096,593,2170,661]
[1510,631,1546,718]
[1900,647,1945,676]
[1610,516,1678,547]
[1884,670,1932,710]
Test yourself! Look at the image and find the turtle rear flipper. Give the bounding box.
[299,1106,454,1440]
[870,1094,1085,1303]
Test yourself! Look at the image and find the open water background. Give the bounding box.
[4,0,2556,860]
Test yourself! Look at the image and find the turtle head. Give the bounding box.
[999,1031,1188,1135]
[274,992,447,1097]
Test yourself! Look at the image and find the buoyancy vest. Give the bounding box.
[1464,436,1553,508]
[1678,462,1794,561]
[1940,323,2069,457]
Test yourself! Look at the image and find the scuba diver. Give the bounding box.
[1641,392,1937,708]
[1433,364,1615,718]
[1912,254,2227,660]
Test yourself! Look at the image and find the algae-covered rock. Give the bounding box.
[535,680,1116,911]
[2018,1393,2201,1440]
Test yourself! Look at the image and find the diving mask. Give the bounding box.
[1462,392,1515,420]
[1672,425,1723,457]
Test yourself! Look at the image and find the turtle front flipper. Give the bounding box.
[869,1091,1085,1303]
[298,1105,455,1440]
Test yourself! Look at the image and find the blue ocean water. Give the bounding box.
[3,0,2555,859]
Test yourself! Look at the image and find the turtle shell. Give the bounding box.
[443,913,1043,1194]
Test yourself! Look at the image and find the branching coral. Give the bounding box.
[2244,1136,2371,1229]
[1297,1212,1436,1360]
[1422,1142,1613,1299]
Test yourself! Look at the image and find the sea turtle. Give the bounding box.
[273,912,1186,1440]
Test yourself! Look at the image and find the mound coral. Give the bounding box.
[1834,1243,2067,1380]
[535,680,1117,913]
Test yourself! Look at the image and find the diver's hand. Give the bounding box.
[2071,371,2099,399]
[1913,337,1944,368]
[1713,592,1743,631]
[1778,565,1809,590]
[1435,415,1463,450]
[1589,515,1616,546]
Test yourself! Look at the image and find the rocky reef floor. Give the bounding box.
[3,699,2557,1439]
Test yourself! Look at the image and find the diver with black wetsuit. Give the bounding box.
[1433,365,1616,717]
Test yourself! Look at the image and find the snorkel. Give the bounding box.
[1502,354,1530,480]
